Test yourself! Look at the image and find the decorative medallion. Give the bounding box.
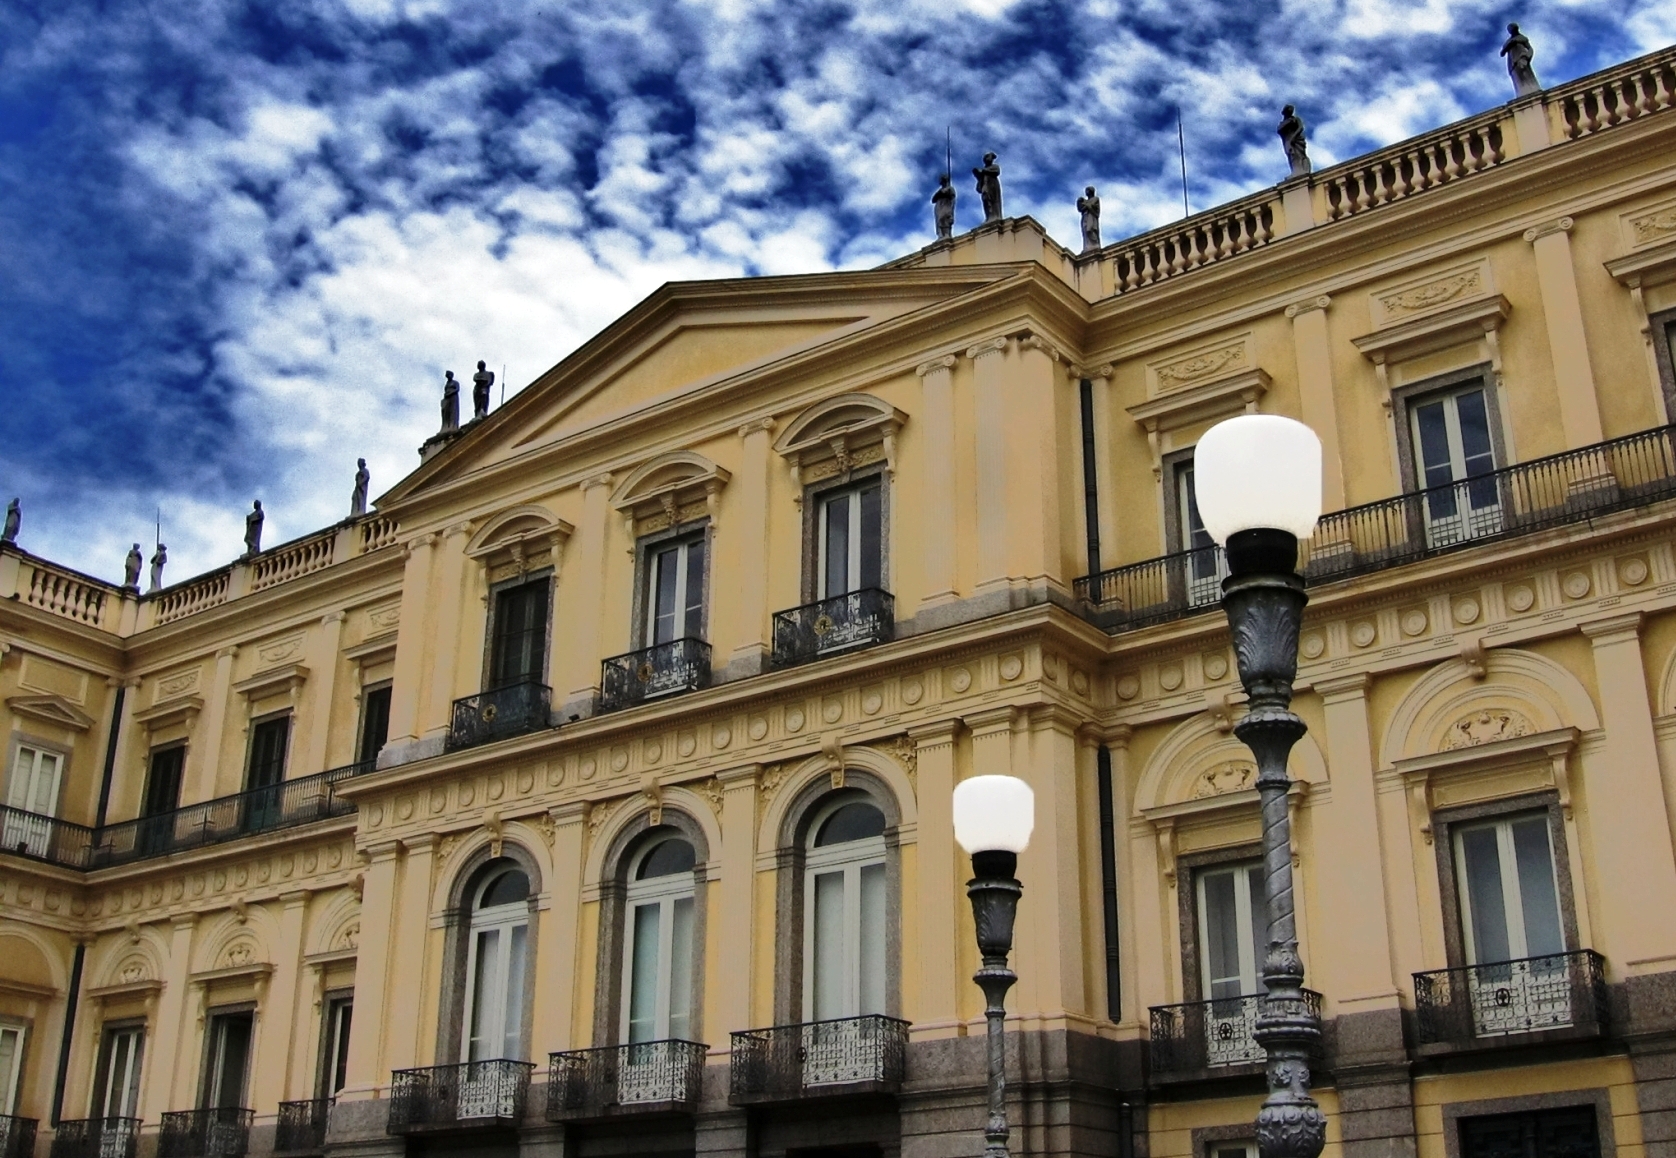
[118,957,149,984]
[948,667,973,694]
[1562,572,1592,600]
[999,654,1024,682]
[1116,675,1141,700]
[713,726,731,750]
[581,756,598,780]
[750,715,771,740]
[1506,585,1536,613]
[1203,654,1229,681]
[1300,633,1325,660]
[1453,598,1480,625]
[1191,761,1258,798]
[901,678,924,706]
[1351,622,1377,648]
[821,699,842,724]
[1402,610,1429,637]
[785,707,805,733]
[1159,663,1184,692]
[1620,557,1650,586]
[611,747,630,773]
[1441,709,1533,750]
[1071,670,1090,696]
[644,740,662,765]
[677,731,697,758]
[861,690,883,716]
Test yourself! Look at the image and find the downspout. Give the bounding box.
[50,943,86,1126]
[1078,378,1103,579]
[1096,746,1121,1021]
[94,683,126,829]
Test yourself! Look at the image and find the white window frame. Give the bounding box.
[816,481,883,599]
[96,1023,145,1119]
[801,800,888,1024]
[4,742,65,859]
[643,535,706,647]
[461,877,530,1064]
[1454,814,1565,966]
[619,840,697,1045]
[0,1021,24,1117]
[1196,860,1265,1000]
[203,1011,253,1110]
[1408,383,1503,544]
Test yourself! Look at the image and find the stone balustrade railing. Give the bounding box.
[1099,189,1279,295]
[1315,107,1508,224]
[359,514,400,553]
[151,568,231,625]
[249,529,336,593]
[18,556,111,628]
[1549,47,1676,140]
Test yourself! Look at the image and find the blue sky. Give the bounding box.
[2,0,1671,584]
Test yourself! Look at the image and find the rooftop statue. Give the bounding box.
[2,499,17,544]
[1501,23,1541,97]
[440,371,460,432]
[973,152,1003,222]
[932,173,957,241]
[1077,185,1102,252]
[351,458,370,517]
[473,361,495,420]
[244,500,264,558]
[1278,105,1311,178]
[123,544,143,590]
[149,543,167,593]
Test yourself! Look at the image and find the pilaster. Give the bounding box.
[907,723,960,1034]
[340,841,401,1099]
[713,765,761,1039]
[724,420,776,678]
[381,534,437,765]
[1017,705,1089,1022]
[192,646,238,800]
[250,891,310,1111]
[562,474,615,715]
[536,802,588,1052]
[966,338,1011,596]
[1525,217,1605,448]
[141,915,198,1121]
[1011,333,1073,590]
[422,523,474,742]
[384,835,438,1073]
[1285,295,1346,511]
[303,613,345,776]
[915,356,959,610]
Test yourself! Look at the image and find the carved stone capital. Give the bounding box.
[580,472,614,492]
[965,336,1009,361]
[736,416,777,438]
[915,355,958,378]
[1016,333,1063,362]
[402,532,438,557]
[1523,216,1575,243]
[1068,363,1113,381]
[1284,294,1332,319]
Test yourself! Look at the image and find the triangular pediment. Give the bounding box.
[6,693,97,732]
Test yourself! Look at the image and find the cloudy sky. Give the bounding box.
[2,0,1671,585]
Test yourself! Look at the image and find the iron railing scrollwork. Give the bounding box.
[49,1116,140,1158]
[599,639,711,713]
[157,1108,252,1158]
[387,1060,534,1132]
[447,681,552,751]
[547,1040,708,1119]
[1148,991,1323,1079]
[770,589,894,668]
[0,1116,37,1158]
[1077,424,1676,632]
[274,1099,332,1154]
[728,1015,909,1103]
[1414,949,1607,1046]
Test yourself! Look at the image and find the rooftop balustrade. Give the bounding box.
[729,1015,909,1104]
[546,1040,707,1121]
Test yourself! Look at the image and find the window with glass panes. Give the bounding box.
[1196,861,1266,999]
[3,743,64,857]
[1454,812,1565,965]
[245,716,290,793]
[0,1022,23,1117]
[357,685,391,765]
[804,799,889,1021]
[201,1011,253,1109]
[463,867,530,1062]
[817,481,883,598]
[320,997,352,1097]
[621,837,697,1044]
[489,580,549,689]
[93,1023,145,1119]
[1409,381,1501,541]
[644,534,706,646]
[1172,459,1227,604]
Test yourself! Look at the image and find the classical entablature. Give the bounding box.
[466,505,574,581]
[610,451,731,540]
[772,393,907,495]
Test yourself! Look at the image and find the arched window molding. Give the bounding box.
[436,845,543,1065]
[610,452,731,546]
[591,809,712,1047]
[773,393,907,502]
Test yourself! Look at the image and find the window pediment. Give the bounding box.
[1352,295,1512,392]
[466,506,574,572]
[774,393,905,490]
[132,695,203,736]
[5,693,95,732]
[231,663,309,708]
[612,451,730,538]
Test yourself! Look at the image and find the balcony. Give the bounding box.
[0,761,372,871]
[1148,991,1322,1084]
[599,638,711,713]
[1077,424,1676,632]
[49,1117,140,1158]
[387,1060,534,1133]
[447,681,552,751]
[547,1040,707,1121]
[0,1116,36,1158]
[158,1108,252,1158]
[1414,950,1608,1053]
[771,589,895,669]
[274,1100,331,1154]
[729,1015,909,1104]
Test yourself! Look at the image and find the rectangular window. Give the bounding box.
[319,998,351,1098]
[138,745,186,855]
[3,744,64,857]
[1173,460,1227,607]
[0,1023,23,1117]
[1459,1106,1599,1158]
[645,535,705,646]
[201,1011,254,1110]
[489,580,549,689]
[1197,861,1266,1000]
[93,1023,145,1119]
[245,716,290,793]
[817,482,883,598]
[356,685,391,765]
[1210,1143,1258,1158]
[1410,383,1502,544]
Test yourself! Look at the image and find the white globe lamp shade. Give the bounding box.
[952,775,1035,855]
[1193,415,1323,545]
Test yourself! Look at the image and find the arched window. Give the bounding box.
[462,865,530,1061]
[621,836,698,1043]
[803,797,887,1021]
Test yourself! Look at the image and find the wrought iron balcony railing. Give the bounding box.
[0,760,373,870]
[387,1060,534,1133]
[547,1040,708,1120]
[1148,991,1323,1081]
[274,1099,332,1154]
[1076,424,1676,631]
[599,638,712,713]
[771,589,895,669]
[1414,950,1608,1049]
[729,1015,909,1104]
[0,1116,36,1158]
[158,1108,252,1158]
[447,681,552,751]
[49,1116,140,1158]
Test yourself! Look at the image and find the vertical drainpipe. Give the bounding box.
[50,943,86,1126]
[1078,378,1103,579]
[1096,746,1121,1021]
[94,683,126,829]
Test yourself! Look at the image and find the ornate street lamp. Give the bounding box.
[952,774,1036,1158]
[1193,415,1327,1158]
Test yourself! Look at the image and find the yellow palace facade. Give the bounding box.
[5,44,1676,1158]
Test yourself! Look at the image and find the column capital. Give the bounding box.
[907,720,959,748]
[915,354,958,378]
[216,644,239,660]
[736,416,777,438]
[1016,332,1063,362]
[1581,611,1643,642]
[1026,703,1084,734]
[359,838,404,863]
[550,800,589,825]
[1314,672,1372,700]
[965,336,1009,361]
[963,705,1019,737]
[442,520,475,540]
[1284,294,1332,319]
[1068,363,1113,381]
[402,532,438,557]
[170,913,200,932]
[1523,216,1575,243]
[320,610,346,626]
[580,472,615,493]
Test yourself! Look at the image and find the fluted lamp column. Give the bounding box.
[953,774,1036,1158]
[1194,415,1327,1158]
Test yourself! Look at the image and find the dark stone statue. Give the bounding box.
[1501,23,1541,97]
[441,371,460,431]
[932,174,957,240]
[123,544,143,589]
[1,499,17,544]
[244,500,264,557]
[1077,186,1102,252]
[473,361,495,420]
[149,544,167,593]
[1278,105,1311,178]
[973,152,1003,222]
[351,458,370,517]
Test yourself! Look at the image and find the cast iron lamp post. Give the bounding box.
[1194,415,1327,1158]
[952,774,1036,1158]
